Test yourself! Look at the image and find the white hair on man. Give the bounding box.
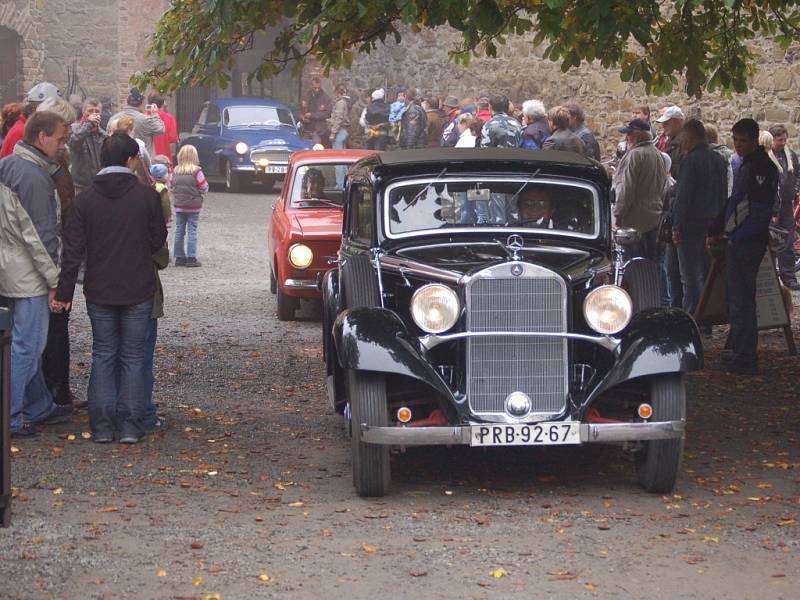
[37,96,76,124]
[522,99,546,121]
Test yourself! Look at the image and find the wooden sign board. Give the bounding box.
[694,248,795,354]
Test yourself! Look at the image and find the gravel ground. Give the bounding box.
[1,188,799,599]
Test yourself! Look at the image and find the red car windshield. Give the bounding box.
[290,164,351,208]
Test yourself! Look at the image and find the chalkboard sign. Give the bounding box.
[755,250,790,328]
[695,247,795,354]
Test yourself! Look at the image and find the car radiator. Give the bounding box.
[466,265,568,420]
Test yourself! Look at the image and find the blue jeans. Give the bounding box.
[677,224,711,316]
[8,295,55,431]
[143,318,158,428]
[87,299,154,438]
[332,129,349,188]
[174,212,200,258]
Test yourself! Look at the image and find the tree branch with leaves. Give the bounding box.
[133,0,800,97]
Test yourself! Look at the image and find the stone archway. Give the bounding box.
[0,26,22,104]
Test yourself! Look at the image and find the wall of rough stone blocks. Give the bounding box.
[1,0,168,109]
[333,25,800,155]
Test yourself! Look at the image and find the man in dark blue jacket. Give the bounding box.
[672,119,728,315]
[709,118,778,375]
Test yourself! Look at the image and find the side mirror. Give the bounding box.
[296,122,304,133]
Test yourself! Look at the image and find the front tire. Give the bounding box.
[347,369,390,497]
[224,160,242,193]
[635,374,686,493]
[276,285,296,321]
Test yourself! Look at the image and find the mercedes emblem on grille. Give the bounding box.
[511,264,523,277]
[506,234,524,251]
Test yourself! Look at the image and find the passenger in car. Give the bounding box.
[516,188,556,228]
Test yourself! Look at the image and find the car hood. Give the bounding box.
[392,242,607,279]
[291,209,343,238]
[223,128,311,150]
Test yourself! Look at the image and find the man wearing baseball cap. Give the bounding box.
[0,82,63,157]
[440,95,462,147]
[655,105,687,308]
[612,118,668,261]
[109,88,164,156]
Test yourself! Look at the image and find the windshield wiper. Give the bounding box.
[297,198,342,208]
[403,168,448,211]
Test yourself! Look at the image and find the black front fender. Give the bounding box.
[587,308,703,403]
[332,307,456,403]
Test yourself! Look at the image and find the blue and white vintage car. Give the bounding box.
[180,98,313,192]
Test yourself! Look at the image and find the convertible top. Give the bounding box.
[375,148,597,167]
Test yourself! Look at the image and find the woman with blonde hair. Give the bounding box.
[171,144,209,267]
[110,114,152,184]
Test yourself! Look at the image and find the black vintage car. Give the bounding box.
[322,148,703,497]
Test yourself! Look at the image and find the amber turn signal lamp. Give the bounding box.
[397,407,412,423]
[637,403,653,419]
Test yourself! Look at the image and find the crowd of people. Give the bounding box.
[0,76,796,442]
[0,82,203,442]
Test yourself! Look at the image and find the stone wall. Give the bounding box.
[1,0,167,108]
[333,25,800,155]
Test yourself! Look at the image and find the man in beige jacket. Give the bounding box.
[612,118,669,261]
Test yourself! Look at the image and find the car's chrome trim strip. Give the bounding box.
[358,420,685,446]
[419,330,621,352]
[380,255,462,284]
[284,278,319,290]
[231,165,256,172]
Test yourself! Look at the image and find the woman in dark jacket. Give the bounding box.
[52,132,167,443]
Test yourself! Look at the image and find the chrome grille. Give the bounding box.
[466,263,568,419]
[249,149,291,164]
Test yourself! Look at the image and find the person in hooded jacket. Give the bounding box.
[53,132,167,443]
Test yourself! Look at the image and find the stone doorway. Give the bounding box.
[0,27,21,106]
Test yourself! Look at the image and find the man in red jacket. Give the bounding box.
[0,82,63,158]
[147,93,179,163]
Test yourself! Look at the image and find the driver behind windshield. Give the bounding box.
[517,188,556,229]
[302,168,326,199]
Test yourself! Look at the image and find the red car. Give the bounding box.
[268,149,378,320]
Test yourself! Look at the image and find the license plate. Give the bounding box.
[470,422,580,447]
[264,165,287,174]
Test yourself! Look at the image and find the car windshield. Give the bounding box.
[385,178,598,238]
[224,106,295,128]
[290,164,350,208]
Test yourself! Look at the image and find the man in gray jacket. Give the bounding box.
[68,98,107,193]
[0,111,73,436]
[612,118,668,261]
[109,88,164,156]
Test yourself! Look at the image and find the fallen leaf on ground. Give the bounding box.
[361,543,378,553]
[190,542,204,549]
[410,571,428,577]
[192,576,203,586]
[52,488,63,495]
[258,574,271,582]
[702,535,719,543]
[547,570,577,580]
[287,501,304,507]
[10,446,20,454]
[30,536,45,544]
[81,432,92,439]
[67,434,76,441]
[97,506,119,513]
[157,570,167,577]
[489,567,508,578]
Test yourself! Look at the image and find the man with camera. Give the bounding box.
[68,99,108,195]
[109,88,164,156]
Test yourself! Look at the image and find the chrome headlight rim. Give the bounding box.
[583,284,633,335]
[235,141,249,155]
[410,283,460,334]
[288,243,314,270]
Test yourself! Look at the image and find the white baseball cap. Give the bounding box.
[656,106,685,123]
[25,82,63,103]
[371,88,385,101]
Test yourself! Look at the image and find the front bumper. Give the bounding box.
[284,278,319,290]
[359,420,685,446]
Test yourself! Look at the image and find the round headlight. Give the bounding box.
[583,285,632,335]
[235,142,248,155]
[288,244,313,269]
[411,284,460,334]
[257,157,269,167]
